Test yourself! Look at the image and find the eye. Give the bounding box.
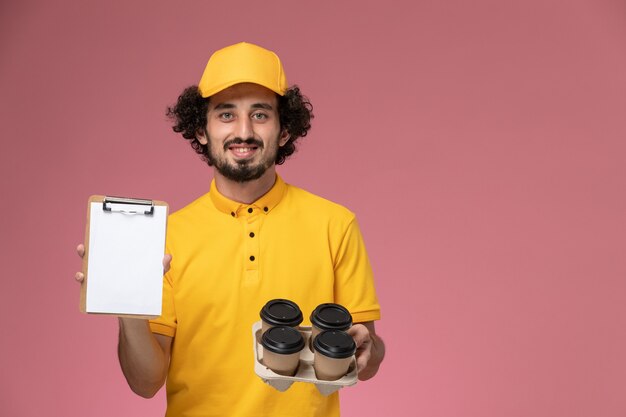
[219,112,234,121]
[251,112,268,120]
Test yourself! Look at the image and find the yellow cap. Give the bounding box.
[198,42,288,98]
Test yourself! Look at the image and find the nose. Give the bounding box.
[236,116,254,139]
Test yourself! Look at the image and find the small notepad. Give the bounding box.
[80,196,168,318]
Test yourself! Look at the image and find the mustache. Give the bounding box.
[223,138,264,151]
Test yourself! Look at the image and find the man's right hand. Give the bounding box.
[74,243,172,283]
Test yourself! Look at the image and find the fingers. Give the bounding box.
[163,254,172,274]
[75,244,86,283]
[347,324,372,372]
[355,345,372,373]
[347,324,369,348]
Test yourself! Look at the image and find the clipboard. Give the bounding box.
[80,195,169,319]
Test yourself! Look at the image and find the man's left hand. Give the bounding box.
[346,322,385,381]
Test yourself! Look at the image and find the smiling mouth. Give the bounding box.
[225,139,263,159]
[229,145,258,158]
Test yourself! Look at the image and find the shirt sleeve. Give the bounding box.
[333,216,381,324]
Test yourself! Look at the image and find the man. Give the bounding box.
[76,42,384,416]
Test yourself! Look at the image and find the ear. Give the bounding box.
[196,129,208,145]
[278,129,290,147]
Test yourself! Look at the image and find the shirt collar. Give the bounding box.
[209,174,287,217]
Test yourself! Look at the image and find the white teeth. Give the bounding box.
[233,147,253,154]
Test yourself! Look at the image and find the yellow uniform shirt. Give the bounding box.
[150,175,380,417]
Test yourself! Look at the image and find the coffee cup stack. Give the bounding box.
[309,303,355,380]
[256,299,357,384]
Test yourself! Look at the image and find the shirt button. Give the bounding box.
[230,212,235,217]
[250,256,255,261]
[263,207,269,212]
[249,232,255,238]
[248,208,253,213]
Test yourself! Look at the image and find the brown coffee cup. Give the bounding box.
[261,326,305,376]
[310,303,353,340]
[260,299,303,334]
[312,330,357,381]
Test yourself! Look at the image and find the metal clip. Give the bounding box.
[103,196,154,215]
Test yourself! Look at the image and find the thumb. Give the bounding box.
[163,254,172,274]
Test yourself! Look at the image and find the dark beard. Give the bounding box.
[206,137,276,183]
[213,158,271,183]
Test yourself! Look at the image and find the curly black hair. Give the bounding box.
[166,85,313,165]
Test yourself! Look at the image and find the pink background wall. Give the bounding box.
[1,0,625,416]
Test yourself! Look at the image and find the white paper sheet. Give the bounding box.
[85,202,167,315]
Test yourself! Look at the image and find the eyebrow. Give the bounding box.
[212,102,274,111]
[213,103,235,110]
[251,103,273,110]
